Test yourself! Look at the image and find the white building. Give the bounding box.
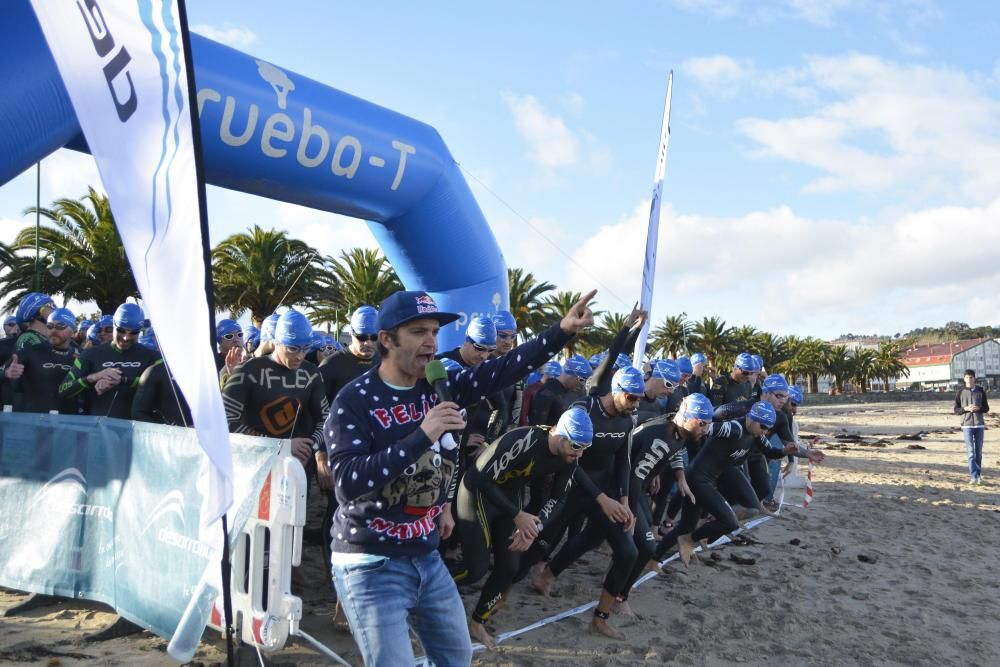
[900,338,1000,390]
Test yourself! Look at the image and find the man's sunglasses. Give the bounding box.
[282,344,306,354]
[99,326,113,334]
[46,323,69,331]
[116,327,141,336]
[467,338,496,353]
[622,393,643,403]
[321,345,338,352]
[567,437,591,451]
[353,333,377,342]
[221,331,244,340]
[496,332,516,341]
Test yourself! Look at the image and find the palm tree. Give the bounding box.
[539,290,587,356]
[850,348,878,393]
[212,226,323,326]
[2,188,138,313]
[793,338,830,393]
[650,314,691,359]
[507,268,554,337]
[873,341,910,392]
[754,332,789,371]
[729,325,759,357]
[688,316,732,372]
[309,248,402,331]
[823,345,852,394]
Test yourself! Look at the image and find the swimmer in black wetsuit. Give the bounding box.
[58,303,160,419]
[656,401,797,565]
[451,406,592,648]
[599,393,711,631]
[4,307,80,414]
[222,309,329,467]
[709,351,760,407]
[634,359,681,424]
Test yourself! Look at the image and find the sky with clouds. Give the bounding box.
[2,0,999,338]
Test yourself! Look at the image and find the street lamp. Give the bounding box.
[47,252,64,278]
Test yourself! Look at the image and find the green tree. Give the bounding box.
[873,341,910,391]
[212,226,323,326]
[754,332,789,371]
[729,325,759,357]
[506,267,554,337]
[823,345,852,395]
[539,290,586,357]
[849,348,878,393]
[3,188,138,314]
[688,316,732,371]
[649,314,691,359]
[309,248,402,331]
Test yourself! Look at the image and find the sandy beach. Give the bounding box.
[3,398,999,666]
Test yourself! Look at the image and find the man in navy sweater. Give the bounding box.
[325,288,595,666]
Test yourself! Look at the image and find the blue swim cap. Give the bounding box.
[788,385,804,405]
[691,352,707,366]
[440,357,464,373]
[526,370,542,386]
[87,323,101,343]
[16,292,56,326]
[46,307,76,329]
[681,393,715,421]
[216,318,242,342]
[98,315,113,329]
[466,315,497,346]
[4,315,15,327]
[139,328,158,350]
[751,354,764,371]
[564,355,592,379]
[651,359,682,385]
[614,353,632,370]
[350,305,379,336]
[612,366,645,395]
[748,401,777,428]
[761,373,790,395]
[260,313,280,342]
[588,353,602,368]
[492,310,517,333]
[274,310,313,347]
[322,335,341,351]
[243,324,260,340]
[735,352,759,372]
[554,406,594,447]
[676,356,693,375]
[543,360,562,377]
[113,303,145,330]
[309,330,326,351]
[77,318,93,333]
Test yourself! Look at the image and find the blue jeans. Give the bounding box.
[963,428,985,480]
[331,551,472,666]
[766,459,781,502]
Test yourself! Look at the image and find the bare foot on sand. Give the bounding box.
[677,534,696,566]
[470,620,497,649]
[590,615,625,640]
[531,564,556,597]
[643,559,663,575]
[612,599,637,620]
[332,601,350,632]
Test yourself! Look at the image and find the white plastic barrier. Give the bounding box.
[208,440,307,652]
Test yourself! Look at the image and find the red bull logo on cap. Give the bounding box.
[415,294,438,314]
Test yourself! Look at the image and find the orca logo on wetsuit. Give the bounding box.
[42,362,73,370]
[259,396,301,435]
[102,361,142,368]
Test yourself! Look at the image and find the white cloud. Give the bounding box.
[681,55,750,98]
[671,0,940,27]
[733,54,1000,200]
[502,93,580,168]
[191,23,257,50]
[558,196,1000,336]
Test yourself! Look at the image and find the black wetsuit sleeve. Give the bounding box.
[709,377,728,407]
[58,354,92,400]
[538,464,574,526]
[713,399,752,422]
[573,465,603,500]
[590,325,640,396]
[773,412,795,444]
[615,426,633,499]
[221,363,255,435]
[757,435,787,459]
[131,362,161,423]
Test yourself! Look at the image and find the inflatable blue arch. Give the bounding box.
[0,0,507,350]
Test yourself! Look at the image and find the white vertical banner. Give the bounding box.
[633,71,673,365]
[28,3,232,524]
